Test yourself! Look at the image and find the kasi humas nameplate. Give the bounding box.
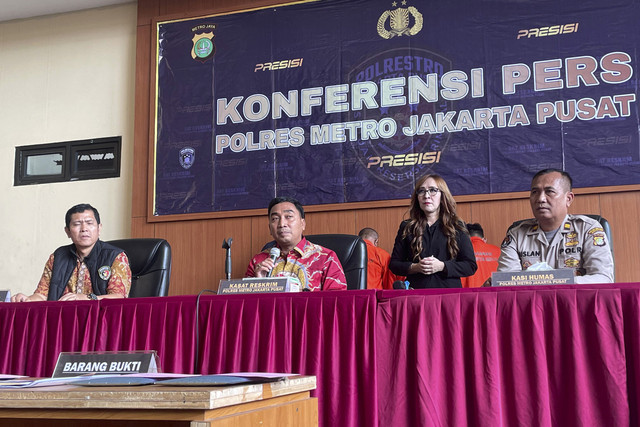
[492,269,575,287]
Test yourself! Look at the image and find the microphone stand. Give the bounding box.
[222,238,233,280]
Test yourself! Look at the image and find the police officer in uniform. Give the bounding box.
[498,169,613,284]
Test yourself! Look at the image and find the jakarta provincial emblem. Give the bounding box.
[191,32,215,62]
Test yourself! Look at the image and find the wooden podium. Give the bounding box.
[0,375,317,426]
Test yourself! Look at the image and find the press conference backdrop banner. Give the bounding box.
[154,0,640,215]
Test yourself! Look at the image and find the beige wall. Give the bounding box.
[0,3,137,296]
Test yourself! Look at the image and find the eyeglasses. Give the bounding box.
[416,187,441,197]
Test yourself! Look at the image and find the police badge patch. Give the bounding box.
[501,235,512,248]
[592,233,606,246]
[179,147,195,169]
[98,266,112,281]
[564,257,580,268]
[565,231,578,247]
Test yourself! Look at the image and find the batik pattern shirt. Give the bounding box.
[246,237,347,291]
[34,252,132,298]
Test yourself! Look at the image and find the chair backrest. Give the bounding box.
[305,234,368,290]
[106,238,172,297]
[508,214,614,264]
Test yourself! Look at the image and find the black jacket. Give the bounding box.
[48,240,123,301]
[389,219,477,288]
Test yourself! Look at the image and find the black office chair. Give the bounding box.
[306,234,367,290]
[261,234,368,290]
[107,238,172,297]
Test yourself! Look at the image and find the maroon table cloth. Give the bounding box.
[1,284,639,426]
[377,285,631,426]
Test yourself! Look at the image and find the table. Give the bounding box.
[0,375,317,426]
[2,284,640,426]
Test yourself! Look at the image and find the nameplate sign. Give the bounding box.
[53,351,160,378]
[0,291,9,302]
[218,277,299,294]
[492,269,575,286]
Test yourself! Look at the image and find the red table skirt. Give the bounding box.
[2,284,639,426]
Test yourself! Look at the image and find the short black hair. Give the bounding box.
[65,203,101,228]
[358,227,378,240]
[268,196,305,218]
[532,168,573,191]
[465,223,484,238]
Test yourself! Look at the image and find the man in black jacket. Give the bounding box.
[11,204,131,302]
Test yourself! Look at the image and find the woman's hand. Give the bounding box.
[415,256,445,275]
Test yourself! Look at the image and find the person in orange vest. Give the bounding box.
[461,223,500,288]
[359,227,403,289]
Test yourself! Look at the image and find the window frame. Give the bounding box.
[14,136,121,186]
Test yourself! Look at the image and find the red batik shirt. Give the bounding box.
[246,237,347,291]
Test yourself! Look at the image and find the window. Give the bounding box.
[15,137,121,186]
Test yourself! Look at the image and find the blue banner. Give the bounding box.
[154,0,640,215]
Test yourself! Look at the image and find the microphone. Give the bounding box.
[392,280,406,290]
[222,238,233,280]
[392,280,412,290]
[267,247,281,277]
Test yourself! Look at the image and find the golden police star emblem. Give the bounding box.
[377,1,423,39]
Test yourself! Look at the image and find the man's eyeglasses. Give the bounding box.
[416,187,441,197]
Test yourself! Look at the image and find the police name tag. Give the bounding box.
[492,269,575,286]
[218,277,299,294]
[53,351,160,378]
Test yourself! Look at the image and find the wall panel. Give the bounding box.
[601,192,640,283]
[132,24,152,219]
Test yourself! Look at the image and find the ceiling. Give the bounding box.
[0,0,133,22]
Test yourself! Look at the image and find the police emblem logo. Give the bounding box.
[179,147,195,170]
[191,32,215,62]
[377,1,423,39]
[592,233,606,246]
[98,266,112,281]
[345,47,452,189]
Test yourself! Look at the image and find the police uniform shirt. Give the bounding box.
[498,214,614,284]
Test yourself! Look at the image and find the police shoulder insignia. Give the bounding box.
[592,233,606,246]
[98,266,112,281]
[563,222,571,230]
